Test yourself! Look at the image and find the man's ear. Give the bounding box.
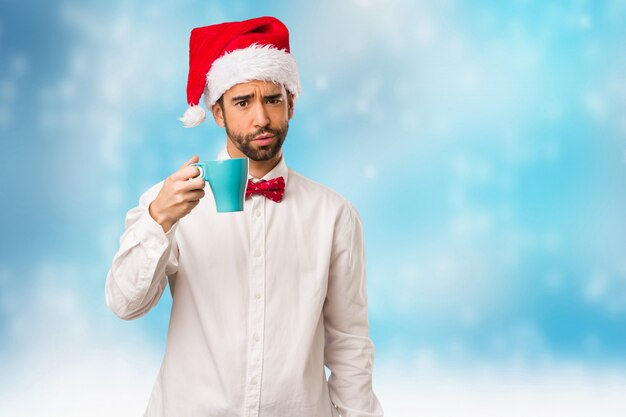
[212,102,225,127]
[287,93,295,120]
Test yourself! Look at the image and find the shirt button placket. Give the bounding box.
[244,195,266,417]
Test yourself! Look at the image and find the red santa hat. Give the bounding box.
[179,16,302,128]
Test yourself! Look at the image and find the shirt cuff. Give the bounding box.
[135,208,179,249]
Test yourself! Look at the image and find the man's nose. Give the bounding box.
[252,102,270,127]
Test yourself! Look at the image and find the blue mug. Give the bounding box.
[192,158,249,213]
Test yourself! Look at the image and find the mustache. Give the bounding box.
[244,127,282,142]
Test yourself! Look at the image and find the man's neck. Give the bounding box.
[248,156,282,179]
[226,140,282,179]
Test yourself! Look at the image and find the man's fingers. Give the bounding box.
[185,189,205,201]
[171,165,203,181]
[179,189,205,205]
[180,155,199,170]
[180,175,206,191]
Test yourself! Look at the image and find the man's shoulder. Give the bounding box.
[287,168,357,214]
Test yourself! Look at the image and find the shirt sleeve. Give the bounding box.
[324,204,384,417]
[105,181,179,320]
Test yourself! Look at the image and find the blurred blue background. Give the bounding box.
[1,0,625,415]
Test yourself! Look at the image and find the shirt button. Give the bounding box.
[255,210,262,218]
[254,248,262,257]
[255,292,262,300]
[254,334,260,342]
[251,377,258,385]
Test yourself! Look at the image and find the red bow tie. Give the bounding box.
[245,176,285,202]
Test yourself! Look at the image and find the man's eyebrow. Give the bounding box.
[231,94,254,102]
[263,93,283,100]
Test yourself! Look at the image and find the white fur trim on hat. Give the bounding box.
[203,43,302,108]
[178,104,207,128]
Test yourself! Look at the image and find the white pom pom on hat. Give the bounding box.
[179,16,302,128]
[178,104,206,128]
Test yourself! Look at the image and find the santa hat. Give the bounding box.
[179,16,302,128]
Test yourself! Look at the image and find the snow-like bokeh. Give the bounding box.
[1,0,625,415]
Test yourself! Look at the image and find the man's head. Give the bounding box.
[179,17,301,129]
[212,80,294,161]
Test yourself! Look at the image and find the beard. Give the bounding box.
[225,120,289,162]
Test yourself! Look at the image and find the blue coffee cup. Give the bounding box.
[192,158,249,213]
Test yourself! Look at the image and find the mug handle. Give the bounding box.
[191,162,205,179]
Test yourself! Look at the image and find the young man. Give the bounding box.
[105,16,383,417]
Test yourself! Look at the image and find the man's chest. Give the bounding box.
[174,201,336,299]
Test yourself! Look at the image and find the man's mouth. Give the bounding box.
[252,134,275,146]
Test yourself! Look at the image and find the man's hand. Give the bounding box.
[149,155,206,233]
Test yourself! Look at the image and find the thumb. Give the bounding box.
[181,154,199,169]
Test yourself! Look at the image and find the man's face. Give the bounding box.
[212,80,294,162]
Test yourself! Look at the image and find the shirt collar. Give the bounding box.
[216,146,289,185]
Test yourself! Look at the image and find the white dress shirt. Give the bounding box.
[105,148,383,417]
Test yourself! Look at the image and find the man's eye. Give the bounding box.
[236,101,248,107]
[267,99,281,104]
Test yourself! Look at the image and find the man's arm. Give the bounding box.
[105,155,204,320]
[104,182,180,320]
[324,204,384,417]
